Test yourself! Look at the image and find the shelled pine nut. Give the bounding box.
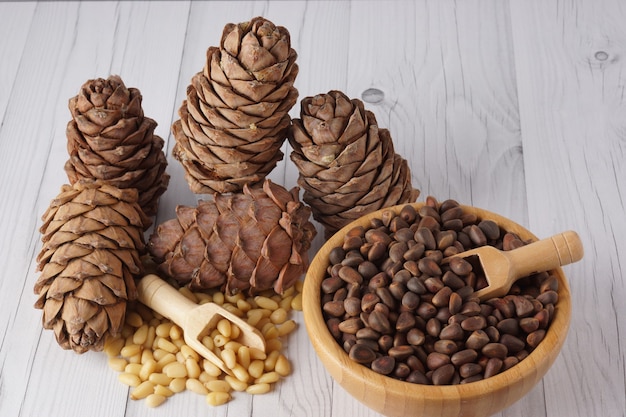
[105,279,303,408]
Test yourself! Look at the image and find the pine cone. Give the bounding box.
[288,90,419,237]
[64,75,170,219]
[172,16,299,194]
[148,179,316,295]
[34,180,149,353]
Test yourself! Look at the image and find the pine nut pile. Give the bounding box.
[104,280,303,407]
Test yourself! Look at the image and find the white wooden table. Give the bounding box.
[1,1,624,416]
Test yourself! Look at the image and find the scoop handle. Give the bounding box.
[507,230,584,279]
[137,274,195,327]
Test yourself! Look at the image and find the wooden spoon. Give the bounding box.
[136,274,266,375]
[444,230,583,301]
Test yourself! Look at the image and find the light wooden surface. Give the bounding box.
[0,1,624,417]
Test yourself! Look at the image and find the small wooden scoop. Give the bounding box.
[137,274,266,375]
[444,230,583,301]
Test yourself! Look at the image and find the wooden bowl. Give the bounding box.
[302,203,571,417]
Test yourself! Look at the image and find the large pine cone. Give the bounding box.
[172,16,299,194]
[148,180,316,295]
[64,75,170,219]
[34,180,149,353]
[288,90,419,237]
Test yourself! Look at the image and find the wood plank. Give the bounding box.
[0,3,190,417]
[345,0,528,227]
[510,1,626,417]
[0,2,36,120]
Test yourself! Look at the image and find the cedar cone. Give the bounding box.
[34,180,149,353]
[147,179,316,295]
[172,16,299,194]
[64,75,169,219]
[288,90,420,237]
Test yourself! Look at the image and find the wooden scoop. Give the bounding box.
[444,230,583,301]
[136,274,266,375]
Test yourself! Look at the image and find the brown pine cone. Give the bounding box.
[34,179,149,353]
[172,16,299,194]
[64,75,169,219]
[288,90,419,237]
[148,179,316,295]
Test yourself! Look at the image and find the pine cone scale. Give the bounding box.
[173,17,299,194]
[148,180,315,295]
[289,90,419,237]
[64,75,169,218]
[34,181,147,353]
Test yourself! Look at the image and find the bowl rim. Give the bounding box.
[302,202,572,409]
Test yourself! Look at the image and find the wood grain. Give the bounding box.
[510,1,626,416]
[0,1,625,417]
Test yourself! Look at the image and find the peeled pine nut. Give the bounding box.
[104,337,125,357]
[145,393,166,408]
[148,373,172,386]
[291,293,303,311]
[154,385,174,397]
[130,381,155,400]
[246,382,271,395]
[277,320,297,337]
[255,371,280,384]
[248,360,265,379]
[118,372,141,387]
[106,279,304,408]
[270,308,288,324]
[206,379,231,393]
[206,391,231,406]
[125,312,143,328]
[133,324,149,345]
[221,349,237,370]
[224,375,248,392]
[275,354,291,377]
[186,378,209,395]
[217,319,232,338]
[185,357,202,379]
[169,377,186,393]
[108,357,128,372]
[254,296,279,311]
